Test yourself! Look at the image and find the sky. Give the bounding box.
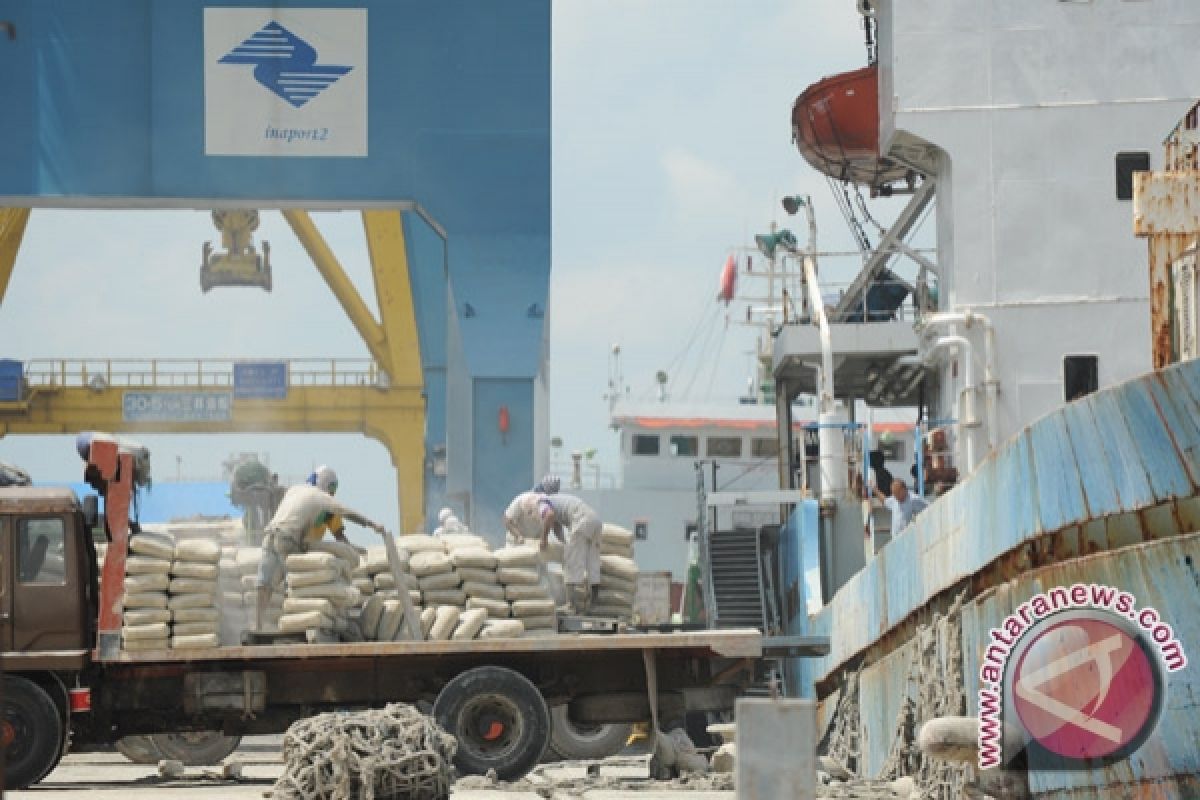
[0,1,921,544]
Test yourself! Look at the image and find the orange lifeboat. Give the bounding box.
[791,64,908,189]
[717,253,737,306]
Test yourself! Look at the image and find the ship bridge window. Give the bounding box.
[669,435,698,457]
[1064,355,1099,402]
[879,438,906,463]
[632,434,660,456]
[707,436,743,458]
[1115,152,1150,201]
[752,437,779,458]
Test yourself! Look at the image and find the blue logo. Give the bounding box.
[219,21,352,108]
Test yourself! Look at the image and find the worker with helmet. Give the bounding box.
[255,465,389,631]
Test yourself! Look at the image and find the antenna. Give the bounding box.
[655,370,669,403]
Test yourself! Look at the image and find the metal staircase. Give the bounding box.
[706,527,768,630]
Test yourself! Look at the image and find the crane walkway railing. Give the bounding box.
[20,359,383,390]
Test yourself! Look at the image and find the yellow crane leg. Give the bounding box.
[0,208,31,305]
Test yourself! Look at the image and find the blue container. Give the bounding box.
[0,360,24,401]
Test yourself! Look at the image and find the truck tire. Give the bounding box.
[433,666,550,781]
[115,735,164,764]
[152,732,242,765]
[2,675,65,789]
[548,706,632,761]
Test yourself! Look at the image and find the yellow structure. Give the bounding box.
[0,209,427,533]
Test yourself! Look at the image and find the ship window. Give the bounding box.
[669,435,698,457]
[18,518,67,585]
[1115,151,1150,201]
[707,436,743,458]
[879,438,906,462]
[634,520,648,541]
[752,437,779,458]
[1064,355,1099,402]
[632,434,660,456]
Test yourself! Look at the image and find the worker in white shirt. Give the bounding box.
[255,466,388,630]
[874,478,928,535]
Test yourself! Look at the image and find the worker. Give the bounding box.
[255,465,388,631]
[503,490,544,544]
[874,478,928,535]
[538,493,603,614]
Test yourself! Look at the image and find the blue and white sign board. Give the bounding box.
[123,391,233,423]
[233,361,288,399]
[203,8,368,157]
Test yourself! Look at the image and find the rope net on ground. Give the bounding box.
[269,703,457,800]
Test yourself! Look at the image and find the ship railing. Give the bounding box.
[785,274,937,326]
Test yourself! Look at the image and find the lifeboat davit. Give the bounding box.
[717,254,737,306]
[791,64,909,189]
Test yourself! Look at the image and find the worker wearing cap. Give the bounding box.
[538,493,602,614]
[255,465,388,631]
[502,475,561,544]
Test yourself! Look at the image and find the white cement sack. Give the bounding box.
[601,574,637,595]
[168,592,216,611]
[373,572,418,591]
[479,619,525,639]
[495,545,539,568]
[422,588,467,606]
[601,543,635,559]
[511,598,556,618]
[173,607,221,623]
[420,607,437,638]
[282,597,337,617]
[289,583,361,607]
[125,555,172,575]
[457,567,499,585]
[352,563,371,579]
[596,589,635,607]
[600,555,638,581]
[376,601,404,641]
[174,540,221,564]
[429,606,460,641]
[123,638,169,652]
[287,568,342,589]
[222,591,245,607]
[171,633,220,649]
[173,621,220,637]
[125,591,169,609]
[462,582,506,602]
[279,611,334,634]
[504,584,551,601]
[123,622,170,640]
[125,573,169,593]
[418,570,461,591]
[409,551,453,577]
[397,534,445,554]
[365,544,409,574]
[124,608,172,626]
[307,540,361,568]
[451,548,497,569]
[129,532,175,560]
[236,548,261,574]
[169,577,219,595]
[171,562,219,580]
[466,596,510,618]
[452,608,488,640]
[496,567,540,586]
[286,552,342,572]
[440,533,488,552]
[360,595,386,639]
[601,524,635,547]
[353,578,376,595]
[240,574,259,591]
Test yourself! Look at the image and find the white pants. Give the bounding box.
[563,513,602,586]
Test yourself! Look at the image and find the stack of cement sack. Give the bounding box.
[278,542,362,641]
[593,524,638,622]
[363,544,422,608]
[410,545,465,610]
[231,547,284,632]
[495,544,556,637]
[121,529,176,652]
[169,538,222,650]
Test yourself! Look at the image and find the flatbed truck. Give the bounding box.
[0,439,765,788]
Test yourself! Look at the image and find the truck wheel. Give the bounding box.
[548,706,632,761]
[2,675,65,789]
[433,666,550,781]
[115,735,164,764]
[152,732,242,765]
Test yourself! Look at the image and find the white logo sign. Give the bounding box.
[204,8,367,157]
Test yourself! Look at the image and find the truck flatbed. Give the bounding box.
[104,628,763,664]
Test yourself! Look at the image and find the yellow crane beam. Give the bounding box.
[0,208,31,305]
